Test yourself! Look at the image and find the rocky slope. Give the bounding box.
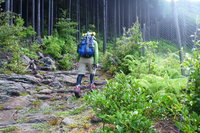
[0,69,107,133]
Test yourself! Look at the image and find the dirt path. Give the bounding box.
[0,68,108,133]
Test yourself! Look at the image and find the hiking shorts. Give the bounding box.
[78,57,95,75]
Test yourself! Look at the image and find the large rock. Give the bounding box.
[0,80,36,95]
[0,80,26,94]
[0,110,17,126]
[21,55,31,65]
[38,57,56,71]
[61,117,76,125]
[26,114,57,123]
[0,74,39,84]
[1,96,31,109]
[49,81,63,88]
[55,75,76,86]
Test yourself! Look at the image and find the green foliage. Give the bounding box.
[184,26,200,114]
[101,22,143,74]
[0,12,36,74]
[58,53,74,70]
[43,10,77,70]
[175,111,200,133]
[43,36,65,58]
[86,73,157,132]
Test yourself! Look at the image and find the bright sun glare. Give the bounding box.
[166,0,200,2]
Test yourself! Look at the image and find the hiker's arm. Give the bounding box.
[94,41,99,65]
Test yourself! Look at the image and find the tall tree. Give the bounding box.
[6,0,10,12]
[114,0,117,37]
[41,0,44,35]
[10,0,13,24]
[26,0,29,26]
[96,0,100,34]
[37,0,41,37]
[19,0,22,17]
[85,0,88,31]
[77,0,80,41]
[103,0,107,54]
[128,0,131,27]
[48,0,51,35]
[32,0,35,30]
[51,0,54,34]
[118,0,121,35]
[68,0,71,18]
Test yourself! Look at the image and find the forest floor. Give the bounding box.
[0,68,180,133]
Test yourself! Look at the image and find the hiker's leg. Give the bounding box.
[90,74,95,84]
[76,74,84,85]
[75,57,87,98]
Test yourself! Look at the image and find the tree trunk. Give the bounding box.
[92,0,95,25]
[51,0,54,35]
[32,0,35,30]
[118,0,121,35]
[121,1,124,28]
[37,0,41,37]
[85,0,88,31]
[103,0,107,54]
[41,0,44,36]
[96,0,99,34]
[48,0,51,35]
[10,0,13,24]
[26,0,29,26]
[6,0,10,12]
[19,0,22,17]
[69,0,71,18]
[128,0,131,27]
[77,0,80,41]
[114,0,117,37]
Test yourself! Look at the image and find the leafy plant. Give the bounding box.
[0,12,36,74]
[43,10,77,70]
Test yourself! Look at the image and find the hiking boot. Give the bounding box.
[74,86,81,98]
[89,84,96,91]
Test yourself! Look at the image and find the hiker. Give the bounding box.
[74,32,99,98]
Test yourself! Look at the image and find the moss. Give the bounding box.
[14,107,23,110]
[0,105,5,111]
[35,88,43,92]
[0,126,18,133]
[39,71,46,75]
[31,99,42,107]
[20,93,29,96]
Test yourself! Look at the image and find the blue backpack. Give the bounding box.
[77,34,95,57]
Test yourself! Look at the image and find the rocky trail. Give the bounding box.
[0,68,108,133]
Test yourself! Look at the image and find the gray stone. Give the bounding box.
[21,55,31,64]
[49,81,63,88]
[55,75,76,86]
[35,94,52,100]
[37,52,44,58]
[1,96,31,109]
[61,117,76,125]
[0,110,17,126]
[41,79,54,84]
[38,89,52,94]
[94,80,107,85]
[0,80,25,94]
[38,57,56,71]
[26,114,57,123]
[0,74,39,84]
[0,95,11,103]
[39,103,51,111]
